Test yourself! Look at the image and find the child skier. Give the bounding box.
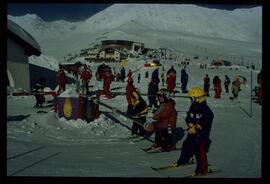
[166,66,176,95]
[150,88,177,152]
[224,75,231,93]
[147,78,159,110]
[213,76,222,98]
[172,87,214,176]
[203,74,210,96]
[80,64,92,95]
[128,88,148,138]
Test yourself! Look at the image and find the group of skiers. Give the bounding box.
[56,63,92,95]
[124,65,214,176]
[203,74,245,100]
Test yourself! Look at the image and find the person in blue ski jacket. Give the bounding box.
[172,87,214,176]
[151,68,160,85]
[181,68,189,93]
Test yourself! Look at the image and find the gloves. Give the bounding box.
[187,126,197,135]
[187,123,202,135]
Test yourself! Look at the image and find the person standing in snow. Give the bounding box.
[56,64,66,95]
[126,78,136,115]
[147,78,159,111]
[151,68,160,85]
[137,73,141,84]
[80,64,92,95]
[203,74,210,97]
[161,69,165,86]
[150,88,177,152]
[230,77,241,100]
[127,69,132,80]
[213,76,222,99]
[128,88,148,138]
[33,78,46,108]
[145,71,149,78]
[120,67,126,82]
[180,68,189,93]
[172,87,214,176]
[95,64,113,97]
[224,75,231,93]
[166,66,177,95]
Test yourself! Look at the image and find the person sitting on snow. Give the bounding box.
[149,88,177,152]
[128,88,148,138]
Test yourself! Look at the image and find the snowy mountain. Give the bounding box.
[8,4,261,59]
[75,4,261,43]
[7,14,82,42]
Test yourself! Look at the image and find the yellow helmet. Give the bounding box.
[187,87,206,103]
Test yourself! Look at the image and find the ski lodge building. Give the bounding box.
[7,19,41,92]
[84,40,144,62]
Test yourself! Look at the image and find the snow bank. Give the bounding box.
[58,88,79,97]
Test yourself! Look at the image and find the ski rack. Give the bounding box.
[93,98,146,128]
[110,91,191,99]
[12,91,57,96]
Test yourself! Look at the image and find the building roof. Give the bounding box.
[7,19,41,56]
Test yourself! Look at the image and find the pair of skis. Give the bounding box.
[140,146,182,153]
[151,162,221,177]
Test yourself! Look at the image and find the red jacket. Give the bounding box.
[81,69,92,82]
[153,99,177,129]
[166,73,176,91]
[57,69,65,86]
[127,70,132,79]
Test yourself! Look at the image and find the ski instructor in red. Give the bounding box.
[166,66,176,95]
[80,64,92,95]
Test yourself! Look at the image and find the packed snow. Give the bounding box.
[7,4,261,178]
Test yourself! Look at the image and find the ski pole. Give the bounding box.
[93,99,146,128]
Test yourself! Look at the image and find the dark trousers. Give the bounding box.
[148,96,158,108]
[225,85,229,93]
[154,127,175,150]
[178,135,211,174]
[132,117,146,136]
[181,82,188,93]
[204,84,210,96]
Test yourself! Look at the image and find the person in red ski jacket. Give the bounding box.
[127,69,132,80]
[80,64,92,95]
[126,77,135,113]
[151,88,177,152]
[166,66,176,95]
[95,64,114,98]
[56,64,66,94]
[212,76,221,99]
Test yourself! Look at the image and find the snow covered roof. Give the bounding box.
[7,19,41,56]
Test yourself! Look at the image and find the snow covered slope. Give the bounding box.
[75,4,261,43]
[8,4,261,60]
[7,59,262,177]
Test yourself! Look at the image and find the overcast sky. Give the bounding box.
[7,3,260,22]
